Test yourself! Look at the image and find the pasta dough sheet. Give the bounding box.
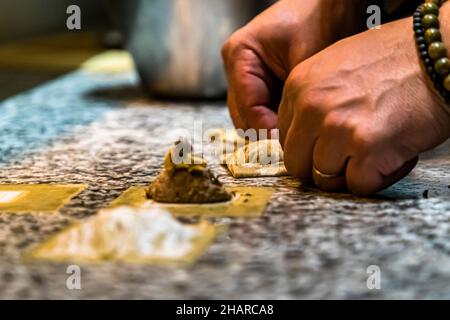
[208,129,288,178]
[227,162,288,178]
[0,184,86,213]
[81,50,135,74]
[109,186,274,218]
[26,206,216,265]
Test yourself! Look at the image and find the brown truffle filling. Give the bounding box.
[147,147,232,204]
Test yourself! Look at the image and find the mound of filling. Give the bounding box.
[29,207,213,262]
[147,146,232,203]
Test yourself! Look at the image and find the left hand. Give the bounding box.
[278,17,450,195]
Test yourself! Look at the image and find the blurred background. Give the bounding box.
[0,0,276,100]
[0,0,106,43]
[0,0,108,100]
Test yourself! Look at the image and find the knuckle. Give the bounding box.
[351,127,377,152]
[284,65,305,91]
[301,89,322,108]
[283,78,299,98]
[299,88,329,117]
[322,111,347,131]
[341,118,358,133]
[221,31,246,62]
[221,40,232,61]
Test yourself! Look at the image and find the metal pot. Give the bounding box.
[107,0,276,98]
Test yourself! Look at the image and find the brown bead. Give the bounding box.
[429,41,447,60]
[435,57,450,75]
[423,14,439,29]
[425,28,441,44]
[444,74,450,91]
[423,3,439,15]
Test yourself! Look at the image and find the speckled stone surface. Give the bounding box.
[0,70,450,299]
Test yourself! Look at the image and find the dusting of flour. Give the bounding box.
[43,207,200,260]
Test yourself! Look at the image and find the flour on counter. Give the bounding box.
[29,206,215,263]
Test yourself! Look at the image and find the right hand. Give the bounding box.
[221,0,367,131]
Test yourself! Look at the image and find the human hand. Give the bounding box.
[278,16,450,195]
[221,0,366,130]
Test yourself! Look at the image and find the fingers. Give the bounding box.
[277,94,294,148]
[312,156,415,195]
[282,122,316,180]
[313,129,351,176]
[312,166,347,192]
[227,89,247,130]
[312,134,351,192]
[383,157,419,189]
[279,79,325,180]
[283,130,419,195]
[278,74,418,194]
[222,44,278,130]
[346,156,418,195]
[312,142,418,195]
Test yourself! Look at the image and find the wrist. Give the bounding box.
[416,1,450,118]
[440,1,450,48]
[434,1,450,117]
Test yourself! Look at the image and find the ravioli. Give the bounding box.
[209,129,288,178]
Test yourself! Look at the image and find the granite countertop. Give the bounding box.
[0,70,449,299]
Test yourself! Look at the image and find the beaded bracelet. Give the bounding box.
[414,0,450,104]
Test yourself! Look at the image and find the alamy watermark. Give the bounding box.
[367,5,382,30]
[66,5,81,30]
[66,265,82,290]
[167,123,283,166]
[366,265,381,290]
[65,4,381,31]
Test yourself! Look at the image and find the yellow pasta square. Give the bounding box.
[26,207,216,265]
[0,184,87,213]
[227,163,288,178]
[109,186,274,218]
